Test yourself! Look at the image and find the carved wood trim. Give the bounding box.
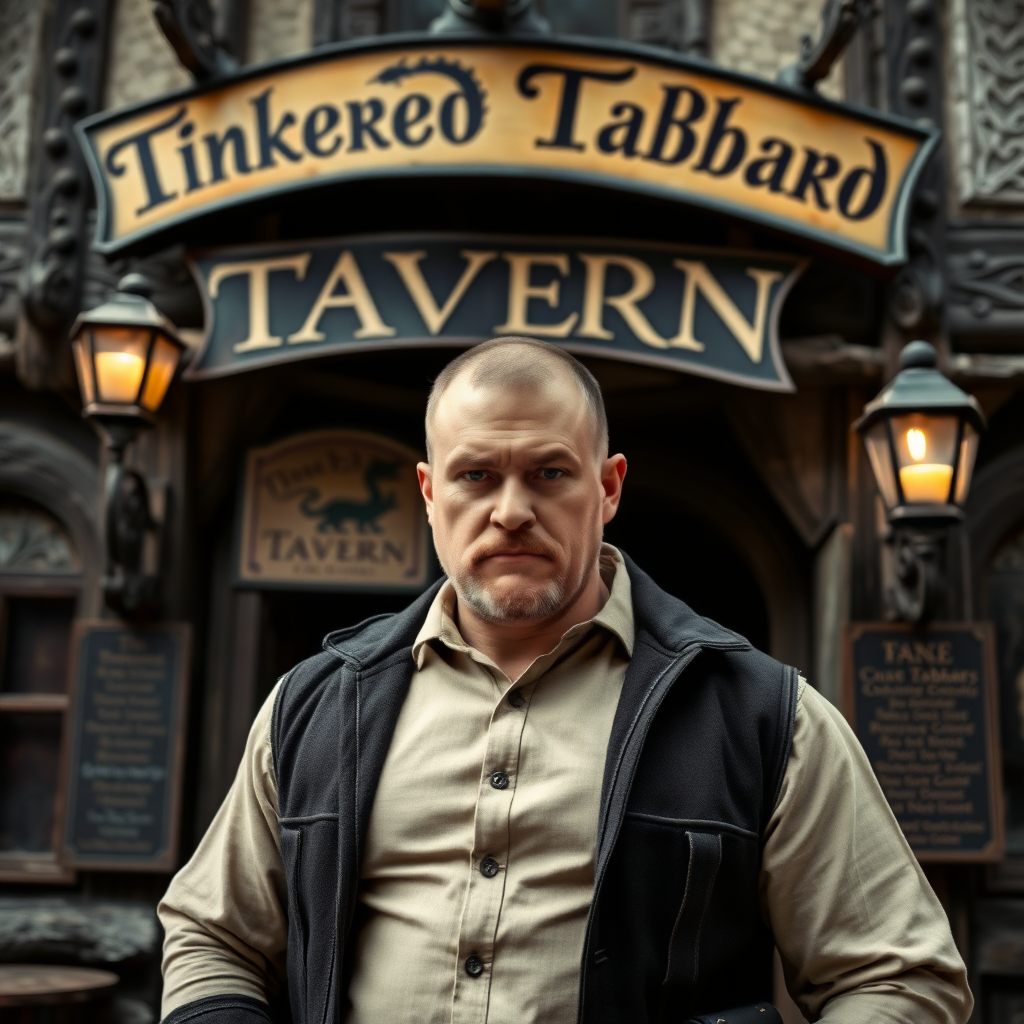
[950,0,1024,207]
[18,0,114,389]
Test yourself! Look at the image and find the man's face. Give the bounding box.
[418,368,625,625]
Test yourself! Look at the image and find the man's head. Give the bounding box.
[418,337,626,627]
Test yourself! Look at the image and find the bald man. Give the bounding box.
[159,338,971,1024]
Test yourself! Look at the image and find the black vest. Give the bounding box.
[268,553,798,1024]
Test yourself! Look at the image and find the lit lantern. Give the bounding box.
[69,274,186,430]
[68,274,187,616]
[855,341,985,524]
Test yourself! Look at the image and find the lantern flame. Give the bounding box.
[906,428,927,461]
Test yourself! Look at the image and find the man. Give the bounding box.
[160,337,971,1024]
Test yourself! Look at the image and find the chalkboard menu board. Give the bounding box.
[845,623,1004,862]
[62,622,191,870]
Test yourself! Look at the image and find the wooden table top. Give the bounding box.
[0,965,119,1006]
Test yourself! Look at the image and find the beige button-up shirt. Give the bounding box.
[159,546,971,1024]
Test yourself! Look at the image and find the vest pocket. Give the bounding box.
[662,830,723,988]
[280,826,308,1019]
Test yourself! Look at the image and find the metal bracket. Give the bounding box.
[777,0,872,91]
[431,0,549,36]
[100,428,162,617]
[890,526,941,623]
[152,0,238,80]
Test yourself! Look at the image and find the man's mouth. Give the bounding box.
[474,545,553,566]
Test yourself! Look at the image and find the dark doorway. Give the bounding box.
[605,491,771,654]
[254,494,771,704]
[256,590,413,701]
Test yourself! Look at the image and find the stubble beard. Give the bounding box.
[446,552,593,626]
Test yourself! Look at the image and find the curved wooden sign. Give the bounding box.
[77,36,936,264]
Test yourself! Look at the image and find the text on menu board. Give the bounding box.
[846,623,1004,862]
[63,622,190,870]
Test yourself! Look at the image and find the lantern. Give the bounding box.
[855,341,985,525]
[69,274,186,429]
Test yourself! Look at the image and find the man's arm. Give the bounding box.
[159,681,287,1021]
[762,680,972,1023]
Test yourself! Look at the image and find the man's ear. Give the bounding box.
[600,454,627,526]
[417,462,434,524]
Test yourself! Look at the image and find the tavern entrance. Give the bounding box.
[192,344,801,844]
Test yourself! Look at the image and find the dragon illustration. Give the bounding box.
[371,56,488,143]
[293,459,402,534]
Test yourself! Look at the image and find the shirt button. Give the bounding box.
[480,856,500,878]
[465,955,485,977]
[506,688,525,708]
[489,770,509,790]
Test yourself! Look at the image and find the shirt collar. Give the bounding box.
[412,543,634,668]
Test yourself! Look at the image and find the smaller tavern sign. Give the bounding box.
[76,37,936,264]
[63,621,191,871]
[188,234,804,390]
[237,430,430,591]
[845,622,1004,862]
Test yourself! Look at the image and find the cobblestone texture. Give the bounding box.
[710,0,845,100]
[103,0,190,110]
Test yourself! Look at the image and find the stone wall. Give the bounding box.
[709,0,844,101]
[248,0,316,65]
[0,0,45,200]
[104,0,190,110]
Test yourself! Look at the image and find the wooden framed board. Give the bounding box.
[844,622,1004,862]
[61,621,191,871]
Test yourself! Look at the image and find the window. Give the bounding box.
[0,497,81,882]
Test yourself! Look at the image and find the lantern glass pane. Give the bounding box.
[863,422,898,509]
[93,326,150,405]
[890,413,958,504]
[71,336,95,406]
[139,334,181,412]
[954,422,980,505]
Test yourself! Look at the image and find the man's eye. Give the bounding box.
[464,470,487,482]
[538,468,565,480]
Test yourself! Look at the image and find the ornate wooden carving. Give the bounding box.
[0,0,45,201]
[950,0,1024,207]
[18,0,113,390]
[948,227,1024,338]
[0,218,25,366]
[883,0,946,340]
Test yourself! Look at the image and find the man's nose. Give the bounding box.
[490,478,536,532]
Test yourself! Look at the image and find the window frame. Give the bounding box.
[0,575,82,884]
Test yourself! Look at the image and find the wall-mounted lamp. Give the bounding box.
[70,274,186,615]
[855,341,986,622]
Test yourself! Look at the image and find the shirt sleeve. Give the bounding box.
[159,681,287,1017]
[761,679,973,1024]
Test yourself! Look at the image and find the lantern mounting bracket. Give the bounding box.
[855,340,986,625]
[69,273,186,620]
[890,527,941,624]
[102,434,161,617]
